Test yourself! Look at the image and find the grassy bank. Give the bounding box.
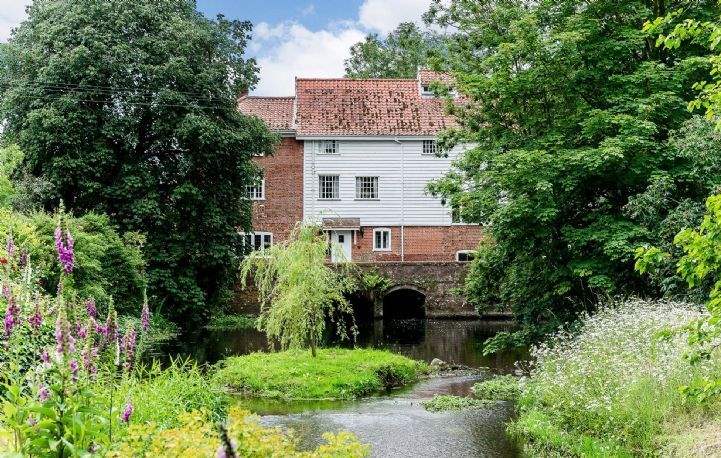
[213,348,428,399]
[510,299,721,456]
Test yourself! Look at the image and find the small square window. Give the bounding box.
[320,140,338,155]
[246,178,265,200]
[241,232,273,251]
[373,229,391,251]
[318,175,339,199]
[422,140,437,155]
[355,176,378,199]
[456,250,476,262]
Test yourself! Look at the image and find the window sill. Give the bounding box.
[250,198,266,201]
[317,198,341,201]
[373,248,392,252]
[354,198,380,201]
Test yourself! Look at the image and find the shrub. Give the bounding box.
[0,209,145,315]
[422,395,490,412]
[109,407,369,457]
[511,299,719,456]
[213,348,428,399]
[472,375,520,401]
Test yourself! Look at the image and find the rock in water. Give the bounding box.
[430,358,447,371]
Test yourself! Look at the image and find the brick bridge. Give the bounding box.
[355,262,478,318]
[233,262,479,319]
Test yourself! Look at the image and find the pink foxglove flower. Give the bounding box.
[55,309,75,356]
[54,226,74,274]
[40,350,50,364]
[140,299,150,332]
[5,234,15,258]
[122,325,137,372]
[38,385,50,402]
[69,359,79,382]
[85,299,97,319]
[28,301,42,330]
[4,295,19,336]
[121,403,133,423]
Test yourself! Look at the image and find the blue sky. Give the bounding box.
[0,0,434,95]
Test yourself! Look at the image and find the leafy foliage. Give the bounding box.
[240,224,357,356]
[0,209,144,316]
[109,407,370,457]
[344,22,447,78]
[472,375,520,401]
[422,394,490,412]
[424,0,719,347]
[0,0,276,325]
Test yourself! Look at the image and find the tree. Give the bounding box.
[240,224,356,357]
[0,0,277,325]
[424,0,719,349]
[344,22,447,78]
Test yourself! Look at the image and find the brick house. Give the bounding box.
[237,70,483,264]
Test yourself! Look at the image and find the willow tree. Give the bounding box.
[240,224,356,357]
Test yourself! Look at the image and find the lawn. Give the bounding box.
[213,348,428,399]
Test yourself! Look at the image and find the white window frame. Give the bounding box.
[355,176,379,200]
[456,250,476,262]
[422,140,437,156]
[319,140,339,155]
[246,178,265,201]
[373,228,392,252]
[318,175,340,200]
[240,232,273,251]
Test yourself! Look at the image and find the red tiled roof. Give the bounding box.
[295,78,456,137]
[418,69,455,87]
[238,96,295,131]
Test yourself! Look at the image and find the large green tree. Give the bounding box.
[425,0,719,349]
[344,22,447,78]
[0,0,276,324]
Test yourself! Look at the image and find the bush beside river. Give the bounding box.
[509,299,721,456]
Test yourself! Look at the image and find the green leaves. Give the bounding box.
[426,0,720,350]
[0,0,276,325]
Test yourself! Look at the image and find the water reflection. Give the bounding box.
[179,318,526,372]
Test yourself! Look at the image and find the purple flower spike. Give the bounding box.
[4,295,19,336]
[140,300,150,332]
[55,310,75,356]
[18,250,28,269]
[121,403,133,423]
[54,226,74,274]
[40,350,50,363]
[6,234,15,258]
[122,325,137,373]
[28,301,43,330]
[38,385,50,402]
[69,359,79,382]
[82,341,98,376]
[85,299,97,319]
[27,416,37,427]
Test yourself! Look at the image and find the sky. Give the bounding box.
[0,0,435,95]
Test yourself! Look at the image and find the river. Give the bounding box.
[178,319,525,457]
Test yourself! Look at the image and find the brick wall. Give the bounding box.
[350,225,484,262]
[250,137,303,242]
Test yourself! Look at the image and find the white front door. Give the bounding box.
[330,230,352,263]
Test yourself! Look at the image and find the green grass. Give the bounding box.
[212,348,428,400]
[205,313,258,331]
[472,375,520,401]
[422,395,491,412]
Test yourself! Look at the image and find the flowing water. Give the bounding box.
[178,319,525,457]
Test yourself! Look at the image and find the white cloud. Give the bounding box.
[0,0,29,42]
[358,0,432,34]
[253,22,364,96]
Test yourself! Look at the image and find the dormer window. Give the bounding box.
[421,85,434,97]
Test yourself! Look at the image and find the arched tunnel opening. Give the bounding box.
[383,287,426,320]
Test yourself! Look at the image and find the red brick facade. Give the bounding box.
[250,137,303,242]
[350,225,484,262]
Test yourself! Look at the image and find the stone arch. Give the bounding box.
[382,285,427,319]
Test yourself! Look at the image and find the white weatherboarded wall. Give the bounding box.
[302,140,470,226]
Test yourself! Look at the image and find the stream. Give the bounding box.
[179,319,526,457]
